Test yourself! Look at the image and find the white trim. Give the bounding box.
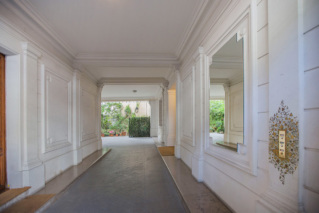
[204,7,258,176]
[175,0,210,57]
[13,0,77,56]
[181,66,195,147]
[40,65,73,154]
[101,96,158,102]
[179,0,235,64]
[75,53,179,67]
[98,77,169,86]
[0,1,74,64]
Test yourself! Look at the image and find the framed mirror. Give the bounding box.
[209,34,244,152]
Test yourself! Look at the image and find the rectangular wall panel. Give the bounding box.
[181,69,195,146]
[44,70,72,153]
[81,89,97,142]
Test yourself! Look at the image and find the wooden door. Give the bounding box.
[0,53,6,190]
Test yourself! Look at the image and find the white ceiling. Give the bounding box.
[27,0,203,58]
[102,84,161,101]
[9,0,206,100]
[89,66,170,80]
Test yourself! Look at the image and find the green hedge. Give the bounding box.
[129,117,150,137]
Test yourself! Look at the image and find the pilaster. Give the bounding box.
[20,42,45,192]
[158,99,163,143]
[191,47,207,182]
[162,83,169,145]
[150,100,159,137]
[96,84,103,150]
[167,90,176,146]
[72,70,82,165]
[175,69,181,158]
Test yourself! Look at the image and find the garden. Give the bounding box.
[209,100,225,133]
[101,102,150,137]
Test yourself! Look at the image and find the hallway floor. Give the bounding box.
[44,137,187,213]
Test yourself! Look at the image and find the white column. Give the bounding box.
[96,84,103,150]
[191,47,207,182]
[21,42,45,193]
[150,100,159,137]
[158,99,163,142]
[162,85,169,145]
[167,90,176,146]
[72,70,82,165]
[175,70,181,158]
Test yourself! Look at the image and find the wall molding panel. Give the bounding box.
[181,66,195,147]
[41,66,73,154]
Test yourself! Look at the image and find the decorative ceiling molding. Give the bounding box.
[98,77,169,86]
[0,1,75,66]
[213,56,243,63]
[72,62,98,82]
[210,78,229,84]
[8,0,211,68]
[4,0,237,73]
[12,0,77,57]
[211,56,243,69]
[175,0,210,57]
[101,96,158,102]
[210,74,243,86]
[179,0,236,65]
[75,53,180,67]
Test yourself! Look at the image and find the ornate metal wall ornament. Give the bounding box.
[269,101,299,184]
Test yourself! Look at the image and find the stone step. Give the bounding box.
[1,194,55,213]
[0,187,31,211]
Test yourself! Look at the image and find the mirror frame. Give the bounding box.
[203,8,258,175]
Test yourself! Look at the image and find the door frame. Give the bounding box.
[0,53,6,190]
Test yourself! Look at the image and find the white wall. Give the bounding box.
[0,13,100,193]
[180,67,195,168]
[175,0,318,212]
[166,90,176,146]
[302,0,319,212]
[150,100,159,137]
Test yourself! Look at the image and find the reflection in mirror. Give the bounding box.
[209,34,243,152]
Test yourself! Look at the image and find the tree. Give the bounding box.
[209,100,225,133]
[124,105,132,117]
[101,103,111,133]
[101,102,139,135]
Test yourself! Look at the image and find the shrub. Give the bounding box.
[210,100,225,133]
[129,117,150,137]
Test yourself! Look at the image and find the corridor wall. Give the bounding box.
[177,0,319,212]
[0,5,100,193]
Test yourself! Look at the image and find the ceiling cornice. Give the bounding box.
[6,0,215,69]
[98,77,169,86]
[175,0,210,58]
[179,0,235,64]
[75,53,180,67]
[102,96,158,102]
[12,0,77,57]
[0,0,75,66]
[72,62,98,83]
[211,56,243,69]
